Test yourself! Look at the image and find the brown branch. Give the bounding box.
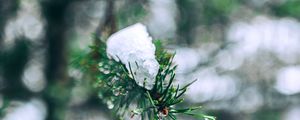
[95,0,116,39]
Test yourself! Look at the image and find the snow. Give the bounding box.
[147,0,177,39]
[185,69,238,102]
[227,16,300,64]
[106,23,159,90]
[275,66,300,95]
[283,107,300,120]
[4,0,44,45]
[173,48,203,74]
[3,99,47,120]
[22,60,46,93]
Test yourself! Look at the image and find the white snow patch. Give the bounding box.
[147,0,177,39]
[283,107,300,120]
[174,48,201,74]
[186,69,238,102]
[22,60,46,93]
[227,16,300,64]
[275,66,300,95]
[3,99,47,120]
[106,23,159,90]
[4,0,44,45]
[235,87,263,113]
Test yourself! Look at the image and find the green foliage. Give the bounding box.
[0,98,10,118]
[116,0,147,29]
[0,38,31,98]
[74,35,215,120]
[253,109,281,120]
[271,0,300,19]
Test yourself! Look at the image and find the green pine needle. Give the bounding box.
[73,36,215,120]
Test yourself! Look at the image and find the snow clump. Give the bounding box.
[106,23,159,90]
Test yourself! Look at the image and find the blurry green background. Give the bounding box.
[1,0,300,120]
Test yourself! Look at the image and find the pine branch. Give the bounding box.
[73,34,215,120]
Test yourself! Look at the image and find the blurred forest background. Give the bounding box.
[1,0,300,120]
